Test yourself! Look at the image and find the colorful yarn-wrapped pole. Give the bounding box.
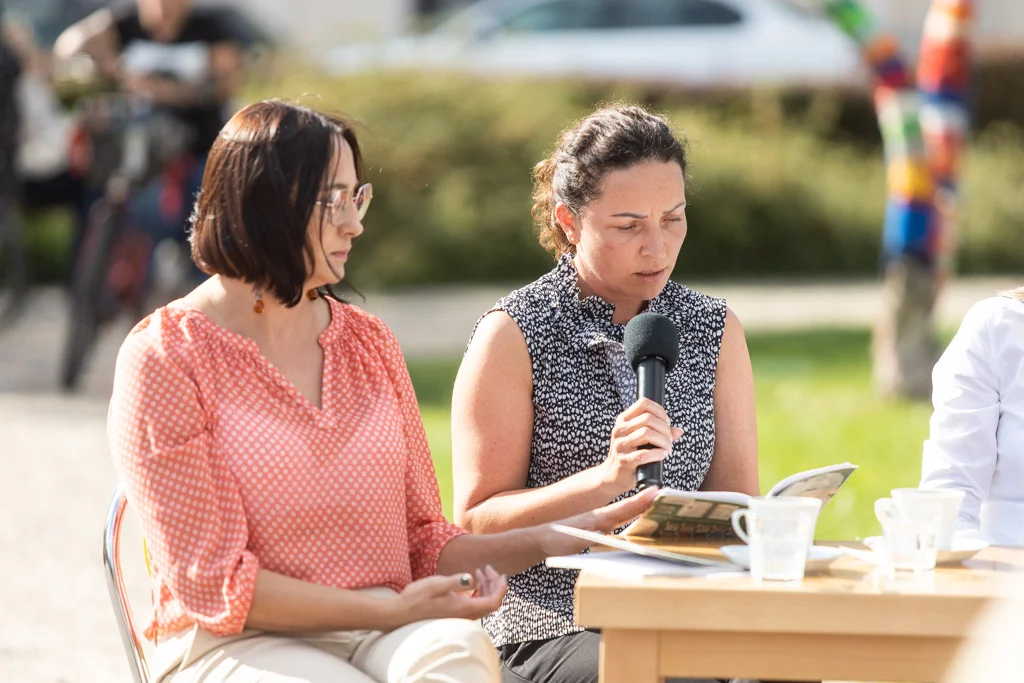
[822,0,974,397]
[918,0,973,281]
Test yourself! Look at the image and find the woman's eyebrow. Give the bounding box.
[610,200,687,219]
[328,182,351,191]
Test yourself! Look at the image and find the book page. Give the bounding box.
[621,489,750,540]
[549,525,734,568]
[546,551,739,580]
[766,462,858,505]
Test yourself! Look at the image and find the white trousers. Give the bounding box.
[154,589,500,683]
[160,619,499,683]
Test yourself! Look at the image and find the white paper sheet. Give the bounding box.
[546,551,745,581]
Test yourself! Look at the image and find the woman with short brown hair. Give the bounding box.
[108,98,655,683]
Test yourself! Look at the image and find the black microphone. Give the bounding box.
[623,312,680,490]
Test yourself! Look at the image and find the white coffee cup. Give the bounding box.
[880,488,965,551]
[730,497,822,581]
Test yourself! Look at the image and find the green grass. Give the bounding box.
[746,329,933,540]
[408,327,935,542]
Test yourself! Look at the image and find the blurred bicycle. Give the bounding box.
[48,0,266,389]
[59,84,197,390]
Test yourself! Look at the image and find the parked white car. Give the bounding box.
[322,0,866,89]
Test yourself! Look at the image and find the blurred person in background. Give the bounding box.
[920,288,1024,547]
[0,0,23,230]
[108,98,659,683]
[2,3,86,246]
[450,104,760,683]
[52,0,246,275]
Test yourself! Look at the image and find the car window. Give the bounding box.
[679,0,743,26]
[499,0,617,33]
[497,0,742,34]
[612,0,743,28]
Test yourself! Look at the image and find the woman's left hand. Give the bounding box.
[390,566,508,629]
[538,487,659,557]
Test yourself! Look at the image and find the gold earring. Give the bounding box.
[252,290,265,314]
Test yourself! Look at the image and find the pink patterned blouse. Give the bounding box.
[107,297,464,641]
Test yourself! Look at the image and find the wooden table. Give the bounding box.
[574,542,1024,683]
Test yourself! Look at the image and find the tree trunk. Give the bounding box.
[824,0,972,400]
[872,256,940,400]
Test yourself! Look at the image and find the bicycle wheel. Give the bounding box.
[0,195,28,331]
[60,199,124,391]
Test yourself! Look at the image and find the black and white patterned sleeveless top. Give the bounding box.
[473,255,727,647]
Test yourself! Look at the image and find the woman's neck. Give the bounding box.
[189,276,328,350]
[574,262,645,325]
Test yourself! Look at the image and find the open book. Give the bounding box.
[621,462,858,540]
[546,545,740,580]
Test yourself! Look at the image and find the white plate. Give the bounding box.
[862,536,990,566]
[719,544,845,573]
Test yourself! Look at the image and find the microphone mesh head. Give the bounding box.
[624,312,679,372]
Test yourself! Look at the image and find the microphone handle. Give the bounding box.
[635,359,667,490]
[637,360,666,405]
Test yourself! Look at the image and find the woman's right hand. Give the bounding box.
[596,398,683,495]
[389,566,507,630]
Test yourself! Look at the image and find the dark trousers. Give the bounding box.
[498,630,814,683]
[498,629,724,683]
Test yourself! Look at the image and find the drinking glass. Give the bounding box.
[730,497,823,581]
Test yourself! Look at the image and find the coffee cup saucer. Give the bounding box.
[862,536,990,566]
[719,544,845,572]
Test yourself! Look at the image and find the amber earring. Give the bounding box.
[252,290,265,314]
[306,288,319,301]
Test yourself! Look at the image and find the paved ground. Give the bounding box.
[3,276,1019,398]
[1,276,1019,682]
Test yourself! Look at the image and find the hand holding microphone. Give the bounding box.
[598,399,681,495]
[595,313,681,495]
[623,312,680,490]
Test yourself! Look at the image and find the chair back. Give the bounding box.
[103,485,151,683]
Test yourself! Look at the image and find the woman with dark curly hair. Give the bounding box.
[451,104,760,683]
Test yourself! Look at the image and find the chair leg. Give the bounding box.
[104,486,150,683]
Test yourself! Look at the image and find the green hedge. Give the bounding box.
[250,70,1024,288]
[23,69,1024,287]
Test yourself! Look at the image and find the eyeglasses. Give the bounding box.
[317,183,373,225]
